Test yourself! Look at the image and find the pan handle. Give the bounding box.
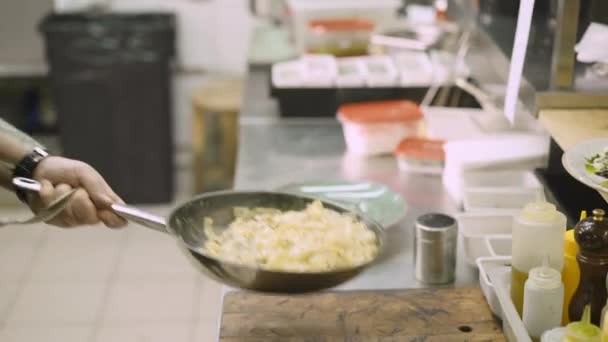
[110,204,168,234]
[13,177,169,234]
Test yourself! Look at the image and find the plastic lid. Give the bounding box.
[416,212,456,230]
[522,202,561,224]
[528,256,562,289]
[565,305,601,341]
[338,100,423,124]
[394,137,445,161]
[309,19,375,32]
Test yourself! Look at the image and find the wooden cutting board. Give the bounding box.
[220,287,504,341]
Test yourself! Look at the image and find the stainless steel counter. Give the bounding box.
[233,116,479,290]
[228,64,480,291]
[215,59,483,342]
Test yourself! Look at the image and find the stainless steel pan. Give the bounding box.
[13,177,385,293]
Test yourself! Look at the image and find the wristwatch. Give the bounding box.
[13,146,49,202]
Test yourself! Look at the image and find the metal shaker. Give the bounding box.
[414,213,458,284]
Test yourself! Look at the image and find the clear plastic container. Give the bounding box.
[337,100,422,156]
[287,0,401,53]
[394,137,444,175]
[307,18,374,57]
[457,212,514,265]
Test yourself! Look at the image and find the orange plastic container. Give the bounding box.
[394,137,445,175]
[337,100,423,156]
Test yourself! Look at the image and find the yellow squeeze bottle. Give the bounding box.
[563,211,588,325]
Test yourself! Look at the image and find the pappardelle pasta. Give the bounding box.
[202,200,378,272]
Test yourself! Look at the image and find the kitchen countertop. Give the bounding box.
[225,68,479,293]
[216,66,483,339]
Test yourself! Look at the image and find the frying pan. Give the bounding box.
[13,177,385,293]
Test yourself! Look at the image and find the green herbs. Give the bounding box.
[585,148,608,180]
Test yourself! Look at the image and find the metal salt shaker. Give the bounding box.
[414,213,458,284]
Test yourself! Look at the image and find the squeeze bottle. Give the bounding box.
[511,202,567,316]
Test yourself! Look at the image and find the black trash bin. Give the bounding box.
[40,13,175,204]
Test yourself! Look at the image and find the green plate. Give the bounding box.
[276,180,407,228]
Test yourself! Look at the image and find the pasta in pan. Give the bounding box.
[203,200,378,272]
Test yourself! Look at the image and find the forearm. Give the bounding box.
[0,132,30,164]
[0,118,43,190]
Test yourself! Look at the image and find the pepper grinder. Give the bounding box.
[569,209,608,325]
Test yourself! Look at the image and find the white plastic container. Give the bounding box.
[463,187,545,212]
[487,266,534,342]
[511,202,567,316]
[477,256,512,318]
[442,133,550,204]
[457,213,514,265]
[363,55,398,87]
[462,170,545,213]
[272,60,305,88]
[337,100,423,156]
[336,57,367,87]
[301,54,337,87]
[463,170,542,190]
[485,234,513,257]
[423,107,486,141]
[479,258,599,342]
[522,259,564,340]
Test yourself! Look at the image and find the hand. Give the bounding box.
[28,156,127,228]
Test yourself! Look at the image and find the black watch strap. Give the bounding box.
[13,147,49,202]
